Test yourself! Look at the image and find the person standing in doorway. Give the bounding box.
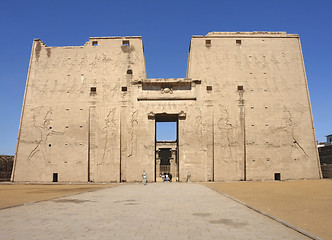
[165,173,169,182]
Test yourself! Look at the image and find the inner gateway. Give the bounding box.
[155,114,179,182]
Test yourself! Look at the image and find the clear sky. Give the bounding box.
[0,0,331,155]
[156,122,177,141]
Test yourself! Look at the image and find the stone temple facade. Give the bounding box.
[12,32,322,183]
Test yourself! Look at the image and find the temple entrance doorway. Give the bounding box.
[155,114,179,182]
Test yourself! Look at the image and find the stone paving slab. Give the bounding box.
[0,183,310,240]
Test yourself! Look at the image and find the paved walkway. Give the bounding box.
[0,183,310,240]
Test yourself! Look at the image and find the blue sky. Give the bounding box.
[156,122,177,141]
[0,0,331,154]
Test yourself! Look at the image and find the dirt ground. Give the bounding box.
[202,179,332,240]
[0,183,118,209]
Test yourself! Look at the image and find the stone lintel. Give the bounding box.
[147,111,186,120]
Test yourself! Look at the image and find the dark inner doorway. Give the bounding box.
[159,148,172,165]
[159,148,172,173]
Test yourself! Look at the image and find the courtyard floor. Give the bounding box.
[0,180,330,239]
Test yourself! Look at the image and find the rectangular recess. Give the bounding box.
[122,40,130,46]
[90,87,97,94]
[274,173,281,181]
[53,173,58,182]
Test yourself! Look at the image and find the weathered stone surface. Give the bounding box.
[319,145,332,164]
[319,145,332,178]
[12,32,322,182]
[0,155,14,181]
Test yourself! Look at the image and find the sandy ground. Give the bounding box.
[202,179,332,240]
[0,183,118,209]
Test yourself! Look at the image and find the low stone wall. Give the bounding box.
[0,155,14,181]
[321,164,332,178]
[319,145,332,164]
[319,145,332,178]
